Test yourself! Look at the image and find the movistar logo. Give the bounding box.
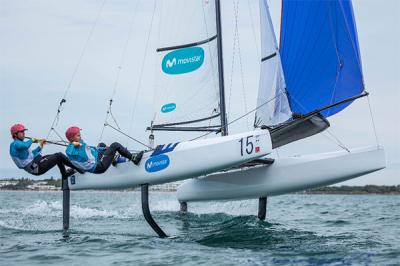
[161,103,176,113]
[162,47,204,75]
[145,154,170,173]
[165,58,177,68]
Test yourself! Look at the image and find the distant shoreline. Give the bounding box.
[1,178,399,195]
[1,189,399,195]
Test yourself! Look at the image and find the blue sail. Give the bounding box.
[280,0,364,117]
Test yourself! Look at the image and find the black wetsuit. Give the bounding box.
[28,152,83,178]
[93,142,133,174]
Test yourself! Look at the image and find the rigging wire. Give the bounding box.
[105,123,152,150]
[247,0,260,59]
[51,127,68,145]
[227,1,239,115]
[367,95,380,146]
[289,93,351,152]
[98,0,141,142]
[191,92,281,141]
[227,0,249,130]
[125,0,157,148]
[46,0,107,140]
[325,129,350,153]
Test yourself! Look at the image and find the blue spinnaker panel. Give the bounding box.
[280,0,364,117]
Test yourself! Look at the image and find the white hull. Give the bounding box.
[68,130,272,190]
[177,146,386,202]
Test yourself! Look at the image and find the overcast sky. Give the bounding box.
[0,0,399,185]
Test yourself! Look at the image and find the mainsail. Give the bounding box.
[254,0,292,128]
[151,0,221,132]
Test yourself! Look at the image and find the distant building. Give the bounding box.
[150,181,182,191]
[0,180,19,187]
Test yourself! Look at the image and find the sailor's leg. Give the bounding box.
[94,145,117,173]
[258,197,267,220]
[57,152,84,174]
[108,142,133,160]
[104,142,143,165]
[37,154,68,178]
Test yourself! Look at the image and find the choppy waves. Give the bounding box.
[0,191,399,265]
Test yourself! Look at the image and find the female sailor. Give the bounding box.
[65,126,143,174]
[9,124,84,179]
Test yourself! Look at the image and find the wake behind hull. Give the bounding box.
[177,146,386,202]
[68,130,272,190]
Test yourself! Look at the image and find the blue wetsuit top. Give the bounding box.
[9,139,41,169]
[66,140,98,172]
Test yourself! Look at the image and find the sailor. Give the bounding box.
[65,126,144,174]
[9,124,84,179]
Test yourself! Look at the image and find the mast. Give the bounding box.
[215,0,228,136]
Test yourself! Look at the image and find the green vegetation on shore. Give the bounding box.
[304,185,400,195]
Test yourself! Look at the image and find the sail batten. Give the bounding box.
[157,35,218,52]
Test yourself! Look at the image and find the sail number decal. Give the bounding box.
[162,47,204,75]
[239,135,261,156]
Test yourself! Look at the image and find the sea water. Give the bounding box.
[0,191,399,265]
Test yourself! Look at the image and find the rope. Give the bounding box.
[234,0,250,130]
[51,127,68,144]
[47,0,106,139]
[191,92,281,141]
[126,0,157,147]
[367,95,380,146]
[99,1,140,142]
[25,137,68,147]
[46,98,66,139]
[325,129,350,153]
[227,0,249,130]
[247,0,260,59]
[227,1,238,116]
[289,93,351,152]
[105,123,152,150]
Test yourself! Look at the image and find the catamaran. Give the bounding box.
[45,0,385,237]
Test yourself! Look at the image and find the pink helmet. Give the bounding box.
[65,126,81,142]
[10,124,27,137]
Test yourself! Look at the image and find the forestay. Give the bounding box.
[151,0,221,130]
[254,0,292,128]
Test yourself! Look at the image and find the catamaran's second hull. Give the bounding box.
[176,146,386,202]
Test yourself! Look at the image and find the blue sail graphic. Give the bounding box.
[280,0,364,117]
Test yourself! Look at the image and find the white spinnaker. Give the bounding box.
[255,0,291,127]
[152,0,220,127]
